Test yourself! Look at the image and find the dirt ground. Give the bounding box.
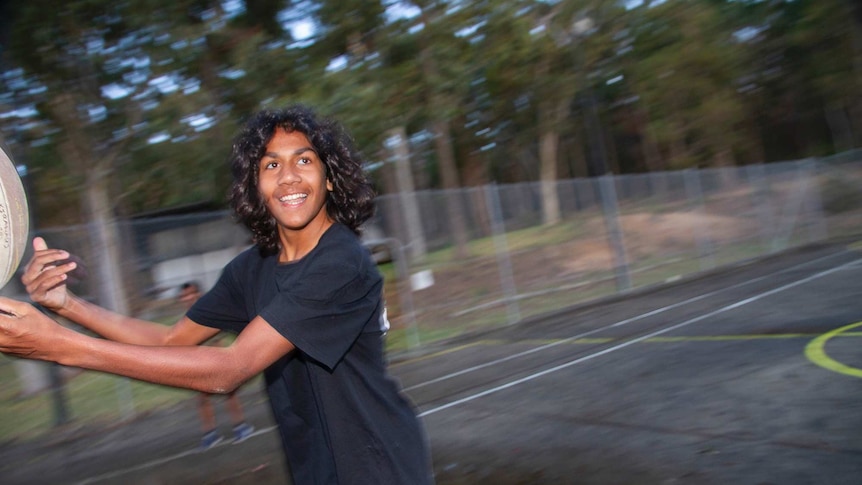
[385,211,759,329]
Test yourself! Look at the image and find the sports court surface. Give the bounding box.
[2,239,861,484]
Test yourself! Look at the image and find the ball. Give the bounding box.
[0,146,29,289]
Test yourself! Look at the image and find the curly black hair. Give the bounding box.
[229,105,376,253]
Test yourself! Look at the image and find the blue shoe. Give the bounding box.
[233,423,254,444]
[201,430,223,450]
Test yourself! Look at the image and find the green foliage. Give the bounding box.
[0,0,859,224]
[0,355,195,442]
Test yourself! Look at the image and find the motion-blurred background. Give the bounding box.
[0,0,860,446]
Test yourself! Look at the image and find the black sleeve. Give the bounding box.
[186,254,251,335]
[259,249,381,370]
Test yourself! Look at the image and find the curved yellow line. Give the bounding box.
[805,321,862,378]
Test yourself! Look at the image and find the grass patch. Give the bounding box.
[0,356,195,442]
[408,219,594,269]
[384,325,465,354]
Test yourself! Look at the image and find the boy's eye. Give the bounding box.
[297,157,311,165]
[264,161,278,169]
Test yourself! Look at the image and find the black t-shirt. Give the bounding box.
[188,223,433,485]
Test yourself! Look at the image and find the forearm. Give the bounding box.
[2,298,286,394]
[55,329,249,393]
[56,294,171,345]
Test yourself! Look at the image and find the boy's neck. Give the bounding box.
[277,219,334,263]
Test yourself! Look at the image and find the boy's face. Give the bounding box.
[258,129,333,236]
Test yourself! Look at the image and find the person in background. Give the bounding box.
[178,281,254,449]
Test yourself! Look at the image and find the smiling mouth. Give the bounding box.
[278,193,307,205]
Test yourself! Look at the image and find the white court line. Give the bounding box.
[417,257,862,418]
[74,252,858,484]
[405,249,855,392]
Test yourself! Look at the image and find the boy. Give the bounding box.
[0,105,434,484]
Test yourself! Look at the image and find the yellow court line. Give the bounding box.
[804,321,862,378]
[391,343,484,366]
[647,333,862,342]
[526,333,862,345]
[394,331,862,367]
[392,339,527,366]
[574,338,616,344]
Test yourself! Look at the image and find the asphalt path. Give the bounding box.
[2,239,861,484]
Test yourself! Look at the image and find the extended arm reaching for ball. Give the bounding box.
[0,238,297,394]
[22,237,216,346]
[0,297,294,393]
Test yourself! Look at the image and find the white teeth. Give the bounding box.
[279,193,307,202]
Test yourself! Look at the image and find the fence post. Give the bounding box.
[383,238,421,352]
[598,174,631,292]
[484,183,521,325]
[806,158,829,243]
[386,127,427,263]
[48,363,71,426]
[746,163,776,255]
[683,168,716,271]
[87,219,136,420]
[771,159,817,252]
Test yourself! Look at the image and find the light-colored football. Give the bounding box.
[0,146,29,289]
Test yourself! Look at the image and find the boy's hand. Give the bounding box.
[0,296,62,359]
[21,237,77,313]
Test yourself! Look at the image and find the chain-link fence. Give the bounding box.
[370,153,860,352]
[1,153,859,436]
[15,153,862,352]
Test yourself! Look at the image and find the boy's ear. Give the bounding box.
[326,179,334,191]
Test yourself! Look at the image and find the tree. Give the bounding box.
[0,0,293,312]
[761,0,861,154]
[303,0,478,258]
[623,2,748,171]
[477,1,566,224]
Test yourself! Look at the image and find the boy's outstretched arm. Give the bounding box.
[21,236,217,346]
[0,297,293,394]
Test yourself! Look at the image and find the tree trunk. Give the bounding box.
[568,127,589,178]
[668,121,688,169]
[635,106,665,173]
[711,137,738,188]
[377,148,403,245]
[538,129,561,225]
[84,170,129,314]
[50,93,130,314]
[417,23,469,258]
[537,94,567,225]
[848,0,862,146]
[430,118,470,258]
[824,103,855,152]
[386,126,427,263]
